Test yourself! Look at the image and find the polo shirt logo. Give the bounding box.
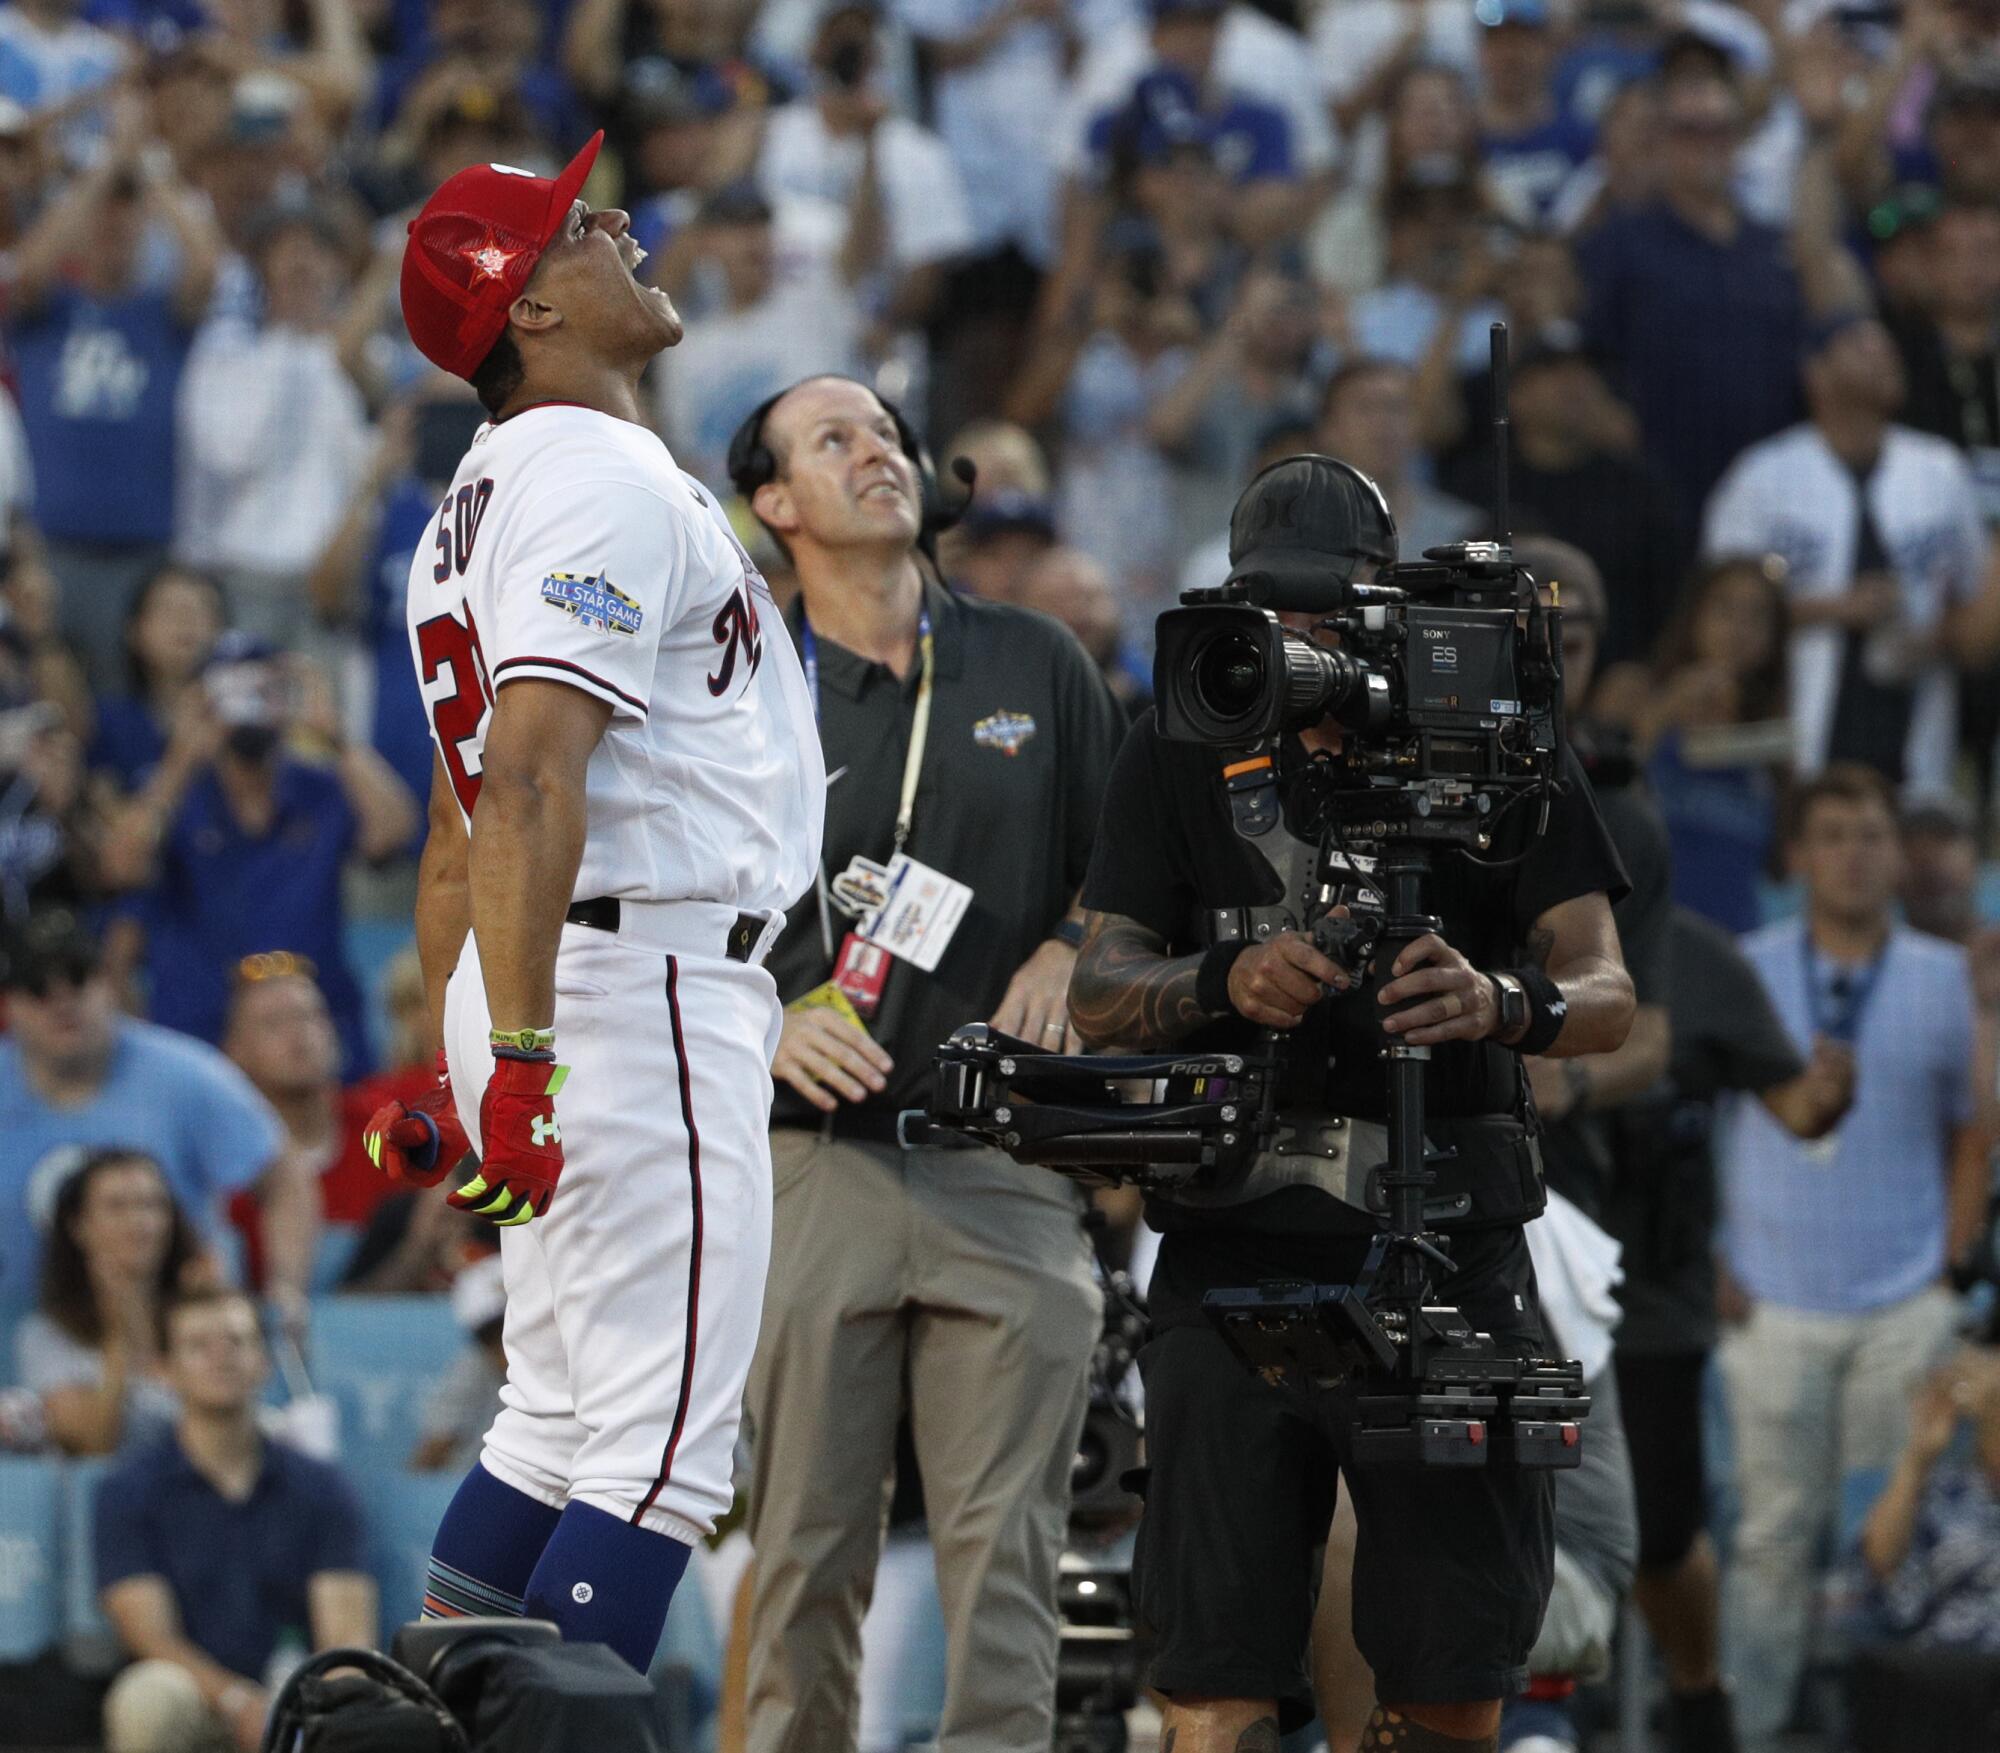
[972,710,1036,756]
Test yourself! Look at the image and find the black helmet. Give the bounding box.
[1222,453,1397,612]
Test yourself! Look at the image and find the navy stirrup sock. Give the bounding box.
[424,1462,563,1619]
[522,1501,692,1674]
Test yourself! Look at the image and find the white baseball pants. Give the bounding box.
[444,913,779,1544]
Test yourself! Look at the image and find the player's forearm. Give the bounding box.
[467,758,589,1034]
[1069,913,1212,1050]
[416,759,471,1053]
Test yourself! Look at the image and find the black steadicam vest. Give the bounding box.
[1148,751,1548,1230]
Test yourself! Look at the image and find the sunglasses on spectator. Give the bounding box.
[234,951,318,985]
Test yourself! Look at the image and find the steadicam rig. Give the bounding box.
[924,323,1591,1470]
[925,1026,1279,1192]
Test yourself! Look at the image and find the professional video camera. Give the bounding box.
[929,326,1590,1469]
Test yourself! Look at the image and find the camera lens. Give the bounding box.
[1192,632,1268,723]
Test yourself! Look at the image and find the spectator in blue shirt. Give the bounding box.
[0,908,306,1345]
[113,633,418,1080]
[1474,0,1596,226]
[306,379,484,826]
[95,1288,376,1753]
[86,563,226,798]
[6,89,223,689]
[1576,68,1845,518]
[1717,763,1995,1748]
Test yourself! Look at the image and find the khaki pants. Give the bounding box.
[744,1130,1101,1753]
[1719,1284,1960,1745]
[104,1661,236,1753]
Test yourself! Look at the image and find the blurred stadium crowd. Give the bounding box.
[3,0,2000,1746]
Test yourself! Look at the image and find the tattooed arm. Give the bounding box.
[1068,912,1351,1050]
[1068,913,1208,1050]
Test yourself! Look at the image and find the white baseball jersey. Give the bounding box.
[1702,421,1986,790]
[404,402,825,914]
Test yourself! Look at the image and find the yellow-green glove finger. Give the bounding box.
[494,1201,536,1228]
[472,1185,517,1218]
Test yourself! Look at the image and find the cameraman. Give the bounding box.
[1068,455,1636,1752]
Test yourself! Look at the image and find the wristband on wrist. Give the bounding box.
[1500,966,1568,1056]
[1196,940,1251,1017]
[490,1026,556,1056]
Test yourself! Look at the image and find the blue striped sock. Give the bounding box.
[422,1462,562,1622]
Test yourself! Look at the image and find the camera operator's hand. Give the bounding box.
[1227,932,1351,1029]
[1377,933,1499,1045]
[775,1004,894,1111]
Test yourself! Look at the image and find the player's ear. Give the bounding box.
[752,478,797,537]
[508,292,562,337]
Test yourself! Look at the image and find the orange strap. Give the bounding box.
[1222,755,1273,780]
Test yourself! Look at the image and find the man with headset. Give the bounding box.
[728,375,1127,1752]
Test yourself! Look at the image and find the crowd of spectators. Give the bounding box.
[0,0,1996,1747]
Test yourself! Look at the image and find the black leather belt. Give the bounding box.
[564,897,764,964]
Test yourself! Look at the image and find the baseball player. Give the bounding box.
[363,132,824,1670]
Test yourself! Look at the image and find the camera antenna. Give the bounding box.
[1490,321,1511,551]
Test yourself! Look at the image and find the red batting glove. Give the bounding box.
[449,1051,569,1227]
[363,1052,471,1189]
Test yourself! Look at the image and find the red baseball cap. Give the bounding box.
[401,131,605,380]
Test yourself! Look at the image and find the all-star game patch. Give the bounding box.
[972,710,1036,755]
[540,571,644,636]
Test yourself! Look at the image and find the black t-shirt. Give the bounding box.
[1080,713,1629,1256]
[766,582,1127,1124]
[1535,733,1673,1219]
[1603,906,1802,1355]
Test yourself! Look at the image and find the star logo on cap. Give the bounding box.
[465,231,520,284]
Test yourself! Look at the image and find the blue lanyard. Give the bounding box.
[799,605,932,724]
[1803,935,1887,1044]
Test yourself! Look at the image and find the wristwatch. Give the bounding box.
[1487,973,1529,1044]
[490,1026,557,1055]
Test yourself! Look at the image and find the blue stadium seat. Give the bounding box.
[362,1468,461,1631]
[0,1456,63,1658]
[308,1296,464,1477]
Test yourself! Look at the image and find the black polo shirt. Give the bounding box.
[767,579,1127,1128]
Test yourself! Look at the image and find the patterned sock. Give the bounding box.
[521,1501,691,1674]
[423,1462,563,1620]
